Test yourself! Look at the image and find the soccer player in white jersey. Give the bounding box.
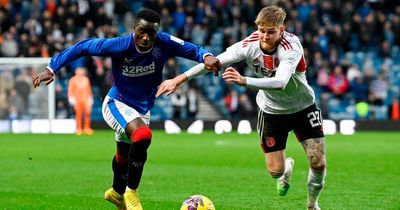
[157,6,326,210]
[32,9,221,210]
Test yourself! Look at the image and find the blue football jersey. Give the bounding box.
[48,32,210,114]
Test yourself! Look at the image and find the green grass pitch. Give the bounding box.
[0,131,399,210]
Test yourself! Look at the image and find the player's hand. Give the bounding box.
[32,68,55,88]
[222,67,247,86]
[204,55,221,76]
[156,79,178,97]
[68,97,76,107]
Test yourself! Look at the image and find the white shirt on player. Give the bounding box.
[185,31,315,114]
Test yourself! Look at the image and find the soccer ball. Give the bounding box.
[180,195,215,210]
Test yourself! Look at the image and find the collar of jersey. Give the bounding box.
[133,33,154,54]
[260,45,277,55]
[135,43,153,54]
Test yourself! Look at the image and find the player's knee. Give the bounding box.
[130,126,152,145]
[268,170,284,179]
[310,158,326,172]
[266,161,285,178]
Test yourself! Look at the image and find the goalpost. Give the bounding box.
[0,57,75,133]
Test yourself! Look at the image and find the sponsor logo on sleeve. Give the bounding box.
[170,35,185,45]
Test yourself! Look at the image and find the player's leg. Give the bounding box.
[74,102,83,135]
[83,102,93,135]
[294,104,326,210]
[264,150,294,196]
[102,96,150,210]
[122,117,151,210]
[125,117,152,189]
[104,141,129,210]
[257,110,293,196]
[275,154,295,196]
[264,151,285,178]
[113,141,130,193]
[301,138,326,210]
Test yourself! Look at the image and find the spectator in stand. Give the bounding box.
[346,64,361,83]
[15,69,32,117]
[317,28,329,57]
[55,83,69,119]
[388,97,399,121]
[0,76,8,118]
[7,88,24,120]
[316,61,330,93]
[224,89,239,119]
[1,32,18,57]
[172,6,186,36]
[171,86,187,119]
[368,74,389,120]
[186,85,199,119]
[328,65,349,99]
[362,67,376,92]
[350,76,369,103]
[238,93,254,118]
[163,58,180,80]
[369,74,388,106]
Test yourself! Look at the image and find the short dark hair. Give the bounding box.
[136,9,160,24]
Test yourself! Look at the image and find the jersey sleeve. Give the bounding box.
[217,41,246,66]
[184,41,247,80]
[48,36,130,73]
[167,35,210,63]
[217,31,258,65]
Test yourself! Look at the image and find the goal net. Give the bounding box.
[0,57,75,133]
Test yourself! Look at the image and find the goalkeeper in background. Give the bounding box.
[157,5,326,210]
[32,8,221,210]
[68,67,94,135]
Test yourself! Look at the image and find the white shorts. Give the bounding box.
[102,96,150,143]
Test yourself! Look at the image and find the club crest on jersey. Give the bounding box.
[274,58,280,66]
[122,61,155,77]
[152,47,161,59]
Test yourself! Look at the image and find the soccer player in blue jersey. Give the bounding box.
[32,9,221,210]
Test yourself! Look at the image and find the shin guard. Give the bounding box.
[127,126,152,189]
[112,155,128,194]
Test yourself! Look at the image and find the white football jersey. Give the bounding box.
[217,31,315,114]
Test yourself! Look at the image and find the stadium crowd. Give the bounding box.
[0,0,399,121]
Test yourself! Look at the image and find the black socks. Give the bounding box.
[127,140,151,189]
[112,156,128,194]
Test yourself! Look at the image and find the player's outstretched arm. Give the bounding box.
[156,74,188,97]
[157,55,222,97]
[32,68,55,88]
